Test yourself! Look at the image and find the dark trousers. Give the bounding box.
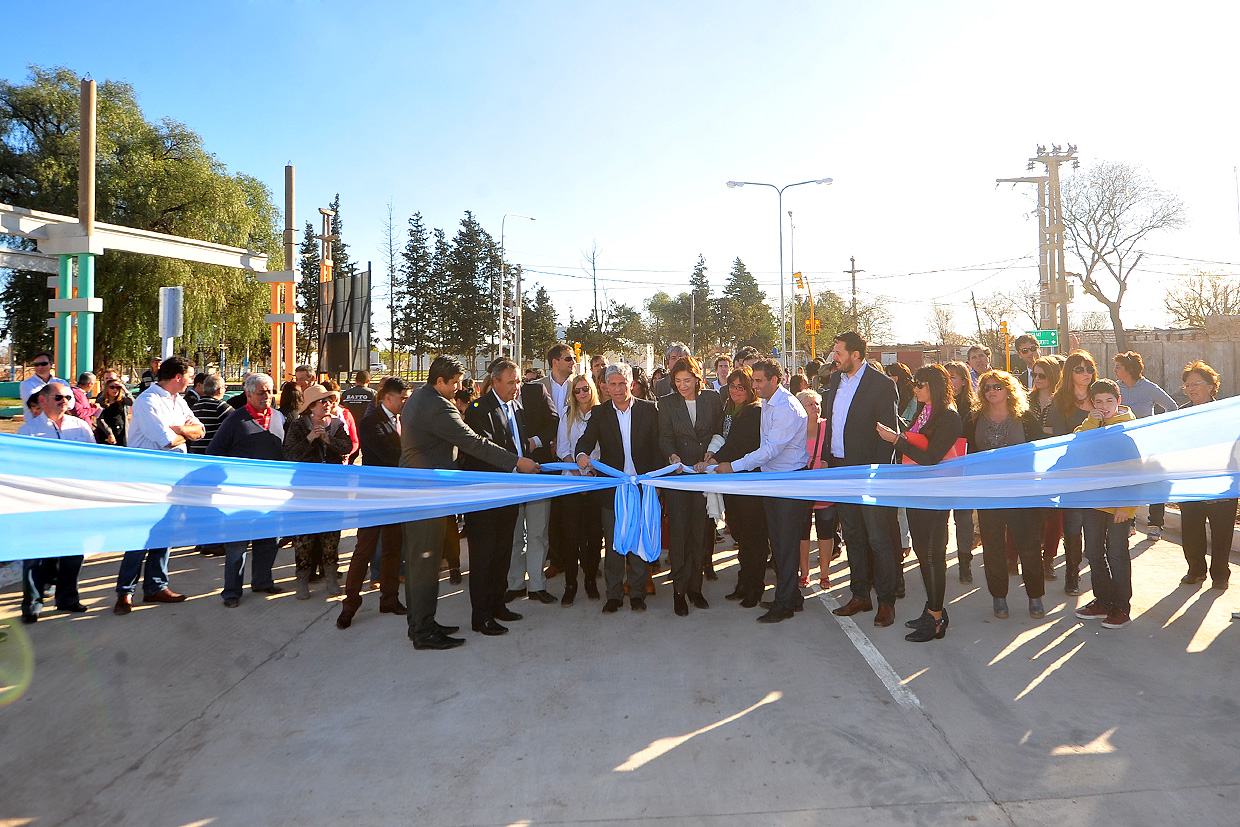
[22,555,83,614]
[442,516,462,569]
[666,488,707,595]
[1180,498,1236,583]
[764,497,811,610]
[561,490,602,587]
[953,510,974,567]
[977,509,1045,600]
[601,504,649,602]
[838,502,901,606]
[1082,510,1133,613]
[907,509,949,612]
[222,537,279,599]
[347,523,403,601]
[1148,502,1166,527]
[465,505,519,626]
[1061,508,1086,583]
[546,495,571,571]
[725,493,770,596]
[403,516,448,641]
[1042,510,1063,562]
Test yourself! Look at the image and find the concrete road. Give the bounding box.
[1,521,1236,827]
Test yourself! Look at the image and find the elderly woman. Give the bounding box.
[1050,350,1098,595]
[659,356,723,616]
[878,364,963,642]
[797,389,838,590]
[964,370,1046,620]
[1177,361,1235,591]
[704,367,769,608]
[557,374,604,605]
[283,384,352,599]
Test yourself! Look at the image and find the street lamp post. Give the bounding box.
[499,212,536,363]
[725,178,832,373]
[788,210,795,366]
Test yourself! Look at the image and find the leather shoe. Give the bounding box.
[21,610,39,624]
[688,592,709,610]
[561,585,577,606]
[832,597,873,617]
[528,590,557,605]
[1180,573,1207,585]
[630,598,647,612]
[602,598,622,614]
[703,569,719,581]
[143,588,187,604]
[472,620,508,636]
[673,592,689,616]
[757,605,795,623]
[336,603,357,629]
[434,622,461,635]
[449,568,462,584]
[874,605,895,627]
[113,595,133,615]
[379,597,408,615]
[503,588,527,603]
[412,631,466,650]
[493,608,523,622]
[725,587,745,601]
[223,597,240,609]
[740,592,762,609]
[252,585,284,594]
[58,602,89,613]
[760,600,802,612]
[584,580,600,601]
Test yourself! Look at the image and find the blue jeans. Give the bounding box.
[116,548,170,596]
[222,538,279,599]
[1082,511,1132,613]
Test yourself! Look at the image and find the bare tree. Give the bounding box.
[1061,162,1186,350]
[1071,309,1111,331]
[1164,271,1240,329]
[379,200,399,372]
[925,302,966,346]
[581,240,603,329]
[1004,279,1041,331]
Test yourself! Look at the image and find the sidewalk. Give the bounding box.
[1,524,1237,826]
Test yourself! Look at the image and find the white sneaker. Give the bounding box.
[1147,527,1162,539]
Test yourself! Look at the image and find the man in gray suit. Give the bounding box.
[401,355,540,650]
[652,342,690,398]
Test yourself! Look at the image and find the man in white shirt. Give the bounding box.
[19,351,57,418]
[17,381,95,623]
[710,355,732,393]
[714,359,811,623]
[534,342,578,584]
[114,355,205,615]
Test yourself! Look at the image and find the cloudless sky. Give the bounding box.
[5,1,1239,351]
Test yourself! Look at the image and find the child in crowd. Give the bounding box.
[1072,379,1137,629]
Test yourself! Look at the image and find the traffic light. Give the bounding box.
[573,342,582,358]
[793,271,805,290]
[804,319,821,333]
[999,321,1008,338]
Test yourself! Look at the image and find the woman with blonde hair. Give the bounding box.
[557,374,604,604]
[964,370,1045,620]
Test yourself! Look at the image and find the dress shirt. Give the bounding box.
[19,373,56,418]
[731,385,809,473]
[382,403,401,434]
[830,361,867,459]
[129,382,202,453]
[549,375,570,416]
[492,389,523,458]
[18,412,95,443]
[614,400,637,475]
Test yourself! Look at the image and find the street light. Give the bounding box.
[499,212,536,364]
[725,178,832,372]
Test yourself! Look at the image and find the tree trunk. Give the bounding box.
[1108,303,1128,352]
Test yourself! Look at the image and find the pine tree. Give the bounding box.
[444,211,499,362]
[721,257,777,352]
[395,212,434,371]
[296,222,320,361]
[521,283,559,362]
[688,254,716,352]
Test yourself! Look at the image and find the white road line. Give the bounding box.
[816,592,921,708]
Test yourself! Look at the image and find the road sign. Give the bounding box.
[1028,330,1058,348]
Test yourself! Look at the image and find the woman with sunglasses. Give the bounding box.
[1176,361,1235,591]
[97,378,134,447]
[945,361,979,583]
[877,364,963,641]
[1050,350,1098,595]
[557,374,605,604]
[703,367,770,608]
[965,370,1047,619]
[1027,356,1065,581]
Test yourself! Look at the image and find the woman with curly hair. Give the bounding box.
[964,369,1046,620]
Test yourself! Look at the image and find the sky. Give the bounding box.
[5,0,1239,355]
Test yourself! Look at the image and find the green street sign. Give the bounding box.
[1029,330,1058,348]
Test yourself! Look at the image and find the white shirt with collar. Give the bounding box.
[129,382,202,453]
[490,389,523,459]
[18,412,95,443]
[20,373,57,418]
[830,360,868,460]
[548,374,571,416]
[731,385,808,473]
[614,399,637,476]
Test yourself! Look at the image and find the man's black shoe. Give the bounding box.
[584,580,600,600]
[494,608,524,622]
[503,588,527,603]
[434,622,460,635]
[528,590,557,604]
[759,600,803,612]
[561,586,577,607]
[449,568,463,584]
[602,598,622,613]
[725,587,745,601]
[412,631,466,650]
[740,593,762,608]
[630,598,647,612]
[757,606,795,624]
[472,620,508,636]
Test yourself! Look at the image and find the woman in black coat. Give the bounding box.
[658,356,724,616]
[702,367,768,608]
[877,364,963,642]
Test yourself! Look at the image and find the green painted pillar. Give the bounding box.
[75,253,96,376]
[57,254,73,379]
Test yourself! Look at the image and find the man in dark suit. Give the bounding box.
[575,362,663,613]
[821,331,903,628]
[400,356,540,650]
[652,341,690,398]
[338,377,411,630]
[506,377,560,603]
[461,358,536,636]
[538,343,577,582]
[1014,334,1040,390]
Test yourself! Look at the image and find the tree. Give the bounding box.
[521,283,558,363]
[1164,271,1240,329]
[394,212,435,371]
[688,254,719,352]
[645,290,693,355]
[443,211,500,361]
[0,66,281,367]
[720,257,777,352]
[925,302,966,347]
[1062,161,1186,351]
[295,222,320,361]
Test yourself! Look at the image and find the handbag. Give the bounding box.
[900,431,967,465]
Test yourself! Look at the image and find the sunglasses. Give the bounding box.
[573,386,592,394]
[1072,365,1095,374]
[1032,372,1047,380]
[1019,346,1038,354]
[107,384,123,390]
[982,383,1006,393]
[47,394,73,402]
[33,361,50,367]
[913,381,928,389]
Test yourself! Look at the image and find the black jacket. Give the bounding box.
[357,406,402,468]
[207,406,285,461]
[574,397,663,475]
[894,406,964,466]
[460,390,522,473]
[657,389,723,466]
[820,364,899,466]
[714,402,762,464]
[517,381,559,464]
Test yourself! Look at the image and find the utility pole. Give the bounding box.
[844,256,863,331]
[689,292,695,356]
[971,291,983,340]
[788,211,795,366]
[997,144,1078,354]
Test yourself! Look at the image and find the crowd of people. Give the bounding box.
[11,335,1237,650]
